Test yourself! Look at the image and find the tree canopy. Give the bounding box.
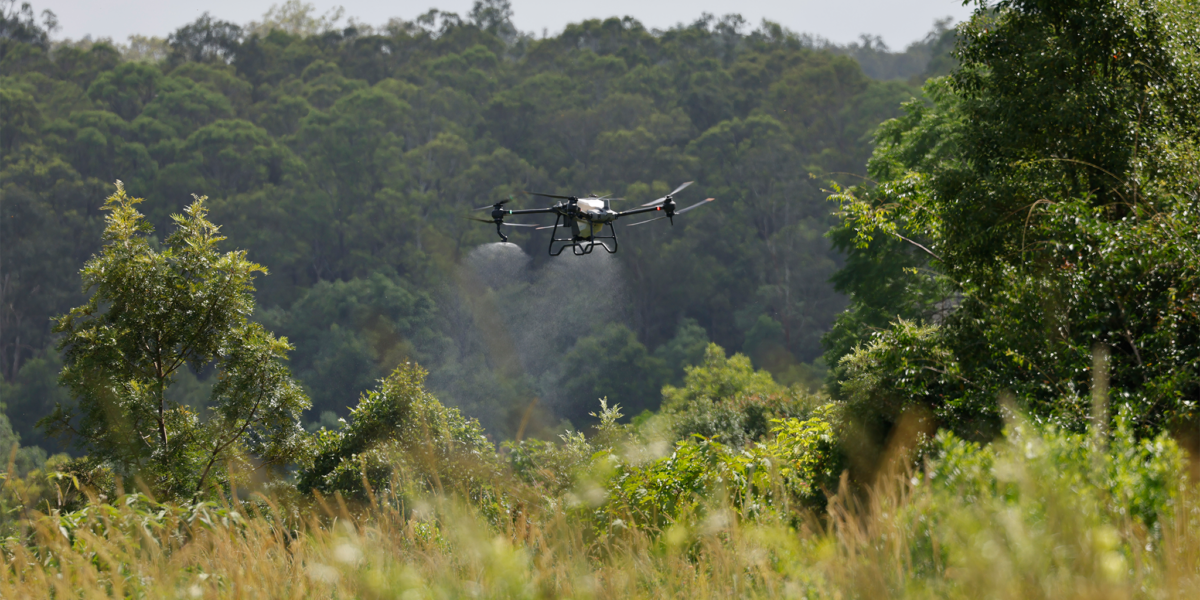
[1,2,950,444]
[45,184,309,498]
[827,0,1200,442]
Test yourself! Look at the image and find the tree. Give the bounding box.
[0,0,56,49]
[829,0,1200,438]
[44,182,309,499]
[469,0,517,42]
[3,4,960,445]
[821,77,962,392]
[167,12,243,65]
[559,325,667,423]
[247,0,345,38]
[661,343,817,447]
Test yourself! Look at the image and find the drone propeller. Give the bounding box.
[625,216,666,227]
[463,217,539,227]
[675,197,715,215]
[525,190,575,200]
[473,198,511,211]
[625,197,714,227]
[641,181,694,207]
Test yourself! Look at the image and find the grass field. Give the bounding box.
[2,415,1196,599]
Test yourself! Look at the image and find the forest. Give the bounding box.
[0,0,1198,598]
[0,0,953,447]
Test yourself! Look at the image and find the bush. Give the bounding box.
[503,433,591,496]
[845,408,1197,597]
[662,343,821,447]
[599,410,843,533]
[297,363,499,505]
[838,319,999,443]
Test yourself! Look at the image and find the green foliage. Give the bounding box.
[502,434,591,497]
[827,0,1200,436]
[837,20,957,82]
[1,6,953,439]
[838,319,999,441]
[559,325,668,422]
[652,318,710,385]
[45,183,309,500]
[256,272,442,420]
[0,1,54,50]
[0,450,74,536]
[662,344,778,412]
[297,363,497,503]
[21,491,253,572]
[889,411,1194,594]
[760,408,844,506]
[0,409,46,477]
[599,410,842,532]
[822,76,962,387]
[0,352,69,451]
[662,343,819,447]
[0,413,1194,598]
[501,399,623,501]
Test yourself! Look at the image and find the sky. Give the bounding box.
[33,1,975,50]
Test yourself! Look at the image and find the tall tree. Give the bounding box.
[45,183,309,499]
[830,0,1200,439]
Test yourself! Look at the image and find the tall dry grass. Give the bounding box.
[2,431,1196,600]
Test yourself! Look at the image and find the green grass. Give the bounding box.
[1,410,1196,599]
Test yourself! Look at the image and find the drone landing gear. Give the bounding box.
[547,215,618,256]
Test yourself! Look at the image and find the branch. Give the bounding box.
[1114,296,1145,368]
[193,357,271,497]
[896,234,943,262]
[167,268,243,376]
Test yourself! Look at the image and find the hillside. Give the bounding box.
[1,0,950,445]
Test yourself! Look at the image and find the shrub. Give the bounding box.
[46,184,310,501]
[296,363,499,506]
[840,408,1197,597]
[599,410,843,533]
[662,343,821,447]
[837,319,1000,443]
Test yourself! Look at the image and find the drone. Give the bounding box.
[466,182,714,256]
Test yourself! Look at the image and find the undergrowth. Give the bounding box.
[1,409,1196,599]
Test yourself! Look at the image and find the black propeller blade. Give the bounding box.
[474,198,511,211]
[626,197,714,227]
[641,181,694,207]
[526,190,575,200]
[464,217,539,227]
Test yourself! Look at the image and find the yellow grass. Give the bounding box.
[2,448,1196,600]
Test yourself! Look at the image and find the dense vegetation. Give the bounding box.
[0,0,952,450]
[1,0,1198,597]
[827,0,1200,448]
